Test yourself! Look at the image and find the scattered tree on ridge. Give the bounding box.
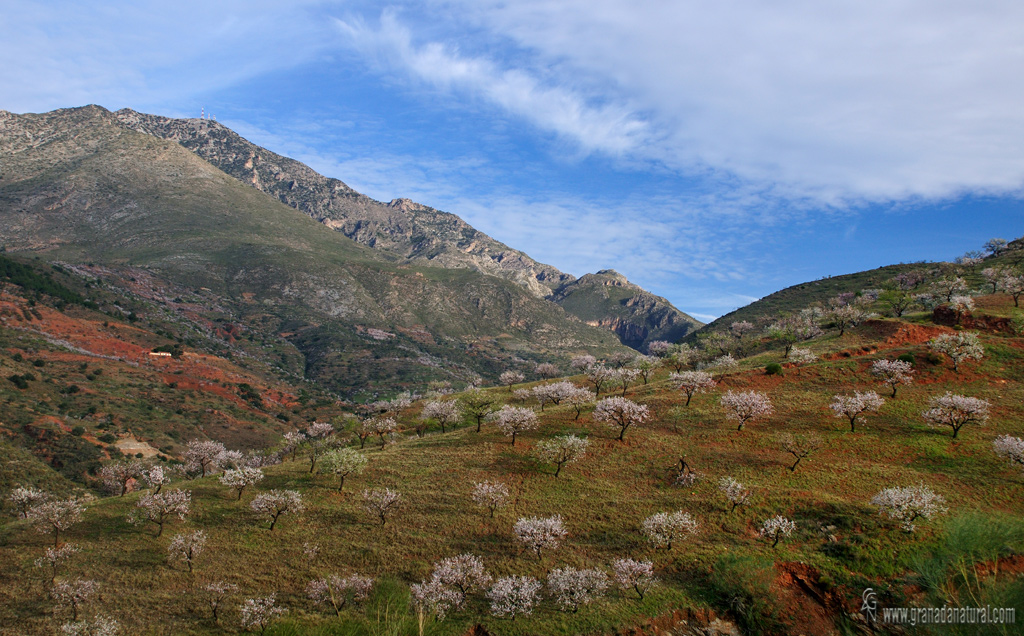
[239,594,287,635]
[499,370,525,391]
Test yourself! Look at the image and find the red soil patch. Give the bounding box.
[772,562,850,636]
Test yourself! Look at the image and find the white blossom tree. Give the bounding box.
[928,332,984,372]
[642,511,700,549]
[363,416,398,449]
[647,341,673,357]
[320,448,368,492]
[871,359,914,398]
[535,362,560,379]
[99,460,144,496]
[168,530,206,573]
[593,396,650,441]
[362,488,401,525]
[547,567,608,612]
[921,393,990,439]
[471,481,510,518]
[999,273,1024,307]
[240,594,287,634]
[570,354,597,371]
[131,490,191,537]
[184,439,227,477]
[611,558,657,599]
[994,435,1024,474]
[28,498,84,546]
[250,490,303,530]
[586,364,617,398]
[9,485,49,518]
[282,431,307,460]
[141,465,170,493]
[564,385,596,420]
[720,391,773,431]
[499,370,526,391]
[204,581,237,623]
[670,371,716,407]
[513,515,567,558]
[948,295,975,324]
[664,344,695,372]
[759,516,797,547]
[718,477,750,512]
[778,433,822,472]
[632,355,659,384]
[789,347,817,365]
[421,400,463,434]
[535,435,590,477]
[489,405,539,446]
[35,543,79,585]
[416,554,492,611]
[52,579,99,620]
[219,467,264,500]
[307,574,374,616]
[487,576,542,620]
[411,578,462,620]
[59,615,120,636]
[830,392,885,432]
[871,484,947,532]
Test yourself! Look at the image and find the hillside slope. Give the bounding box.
[0,106,629,396]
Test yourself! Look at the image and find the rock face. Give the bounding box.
[114,109,573,299]
[550,270,702,350]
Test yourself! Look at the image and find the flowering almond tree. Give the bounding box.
[642,511,700,549]
[928,332,984,372]
[250,490,303,530]
[411,578,462,620]
[535,435,589,477]
[141,465,171,493]
[564,385,596,420]
[586,364,617,398]
[720,391,773,431]
[100,460,144,496]
[759,516,797,547]
[168,530,206,573]
[921,393,990,439]
[319,448,368,492]
[204,581,238,623]
[547,567,608,612]
[871,484,947,532]
[9,485,49,518]
[307,574,374,616]
[994,435,1024,474]
[184,439,227,477]
[670,371,716,406]
[611,558,657,599]
[219,467,264,500]
[489,405,539,446]
[718,477,750,512]
[362,488,401,525]
[131,490,191,537]
[487,576,542,620]
[363,416,398,449]
[415,554,492,611]
[871,359,914,398]
[830,392,885,432]
[34,543,79,585]
[52,579,99,620]
[471,481,510,518]
[421,400,463,434]
[28,498,84,546]
[499,370,526,391]
[513,515,567,558]
[240,594,287,634]
[593,396,650,441]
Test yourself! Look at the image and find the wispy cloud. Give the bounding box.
[332,11,650,156]
[337,1,1024,205]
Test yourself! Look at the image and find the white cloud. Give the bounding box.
[340,1,1024,204]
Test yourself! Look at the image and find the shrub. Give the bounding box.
[764,362,783,375]
[897,353,915,365]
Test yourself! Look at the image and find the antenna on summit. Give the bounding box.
[200,107,205,120]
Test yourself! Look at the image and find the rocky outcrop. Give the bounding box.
[113,109,573,298]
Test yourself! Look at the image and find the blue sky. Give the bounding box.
[3,1,1022,321]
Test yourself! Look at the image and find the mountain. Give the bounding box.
[0,105,633,397]
[550,269,701,349]
[112,108,702,341]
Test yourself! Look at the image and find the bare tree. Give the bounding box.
[778,433,822,472]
